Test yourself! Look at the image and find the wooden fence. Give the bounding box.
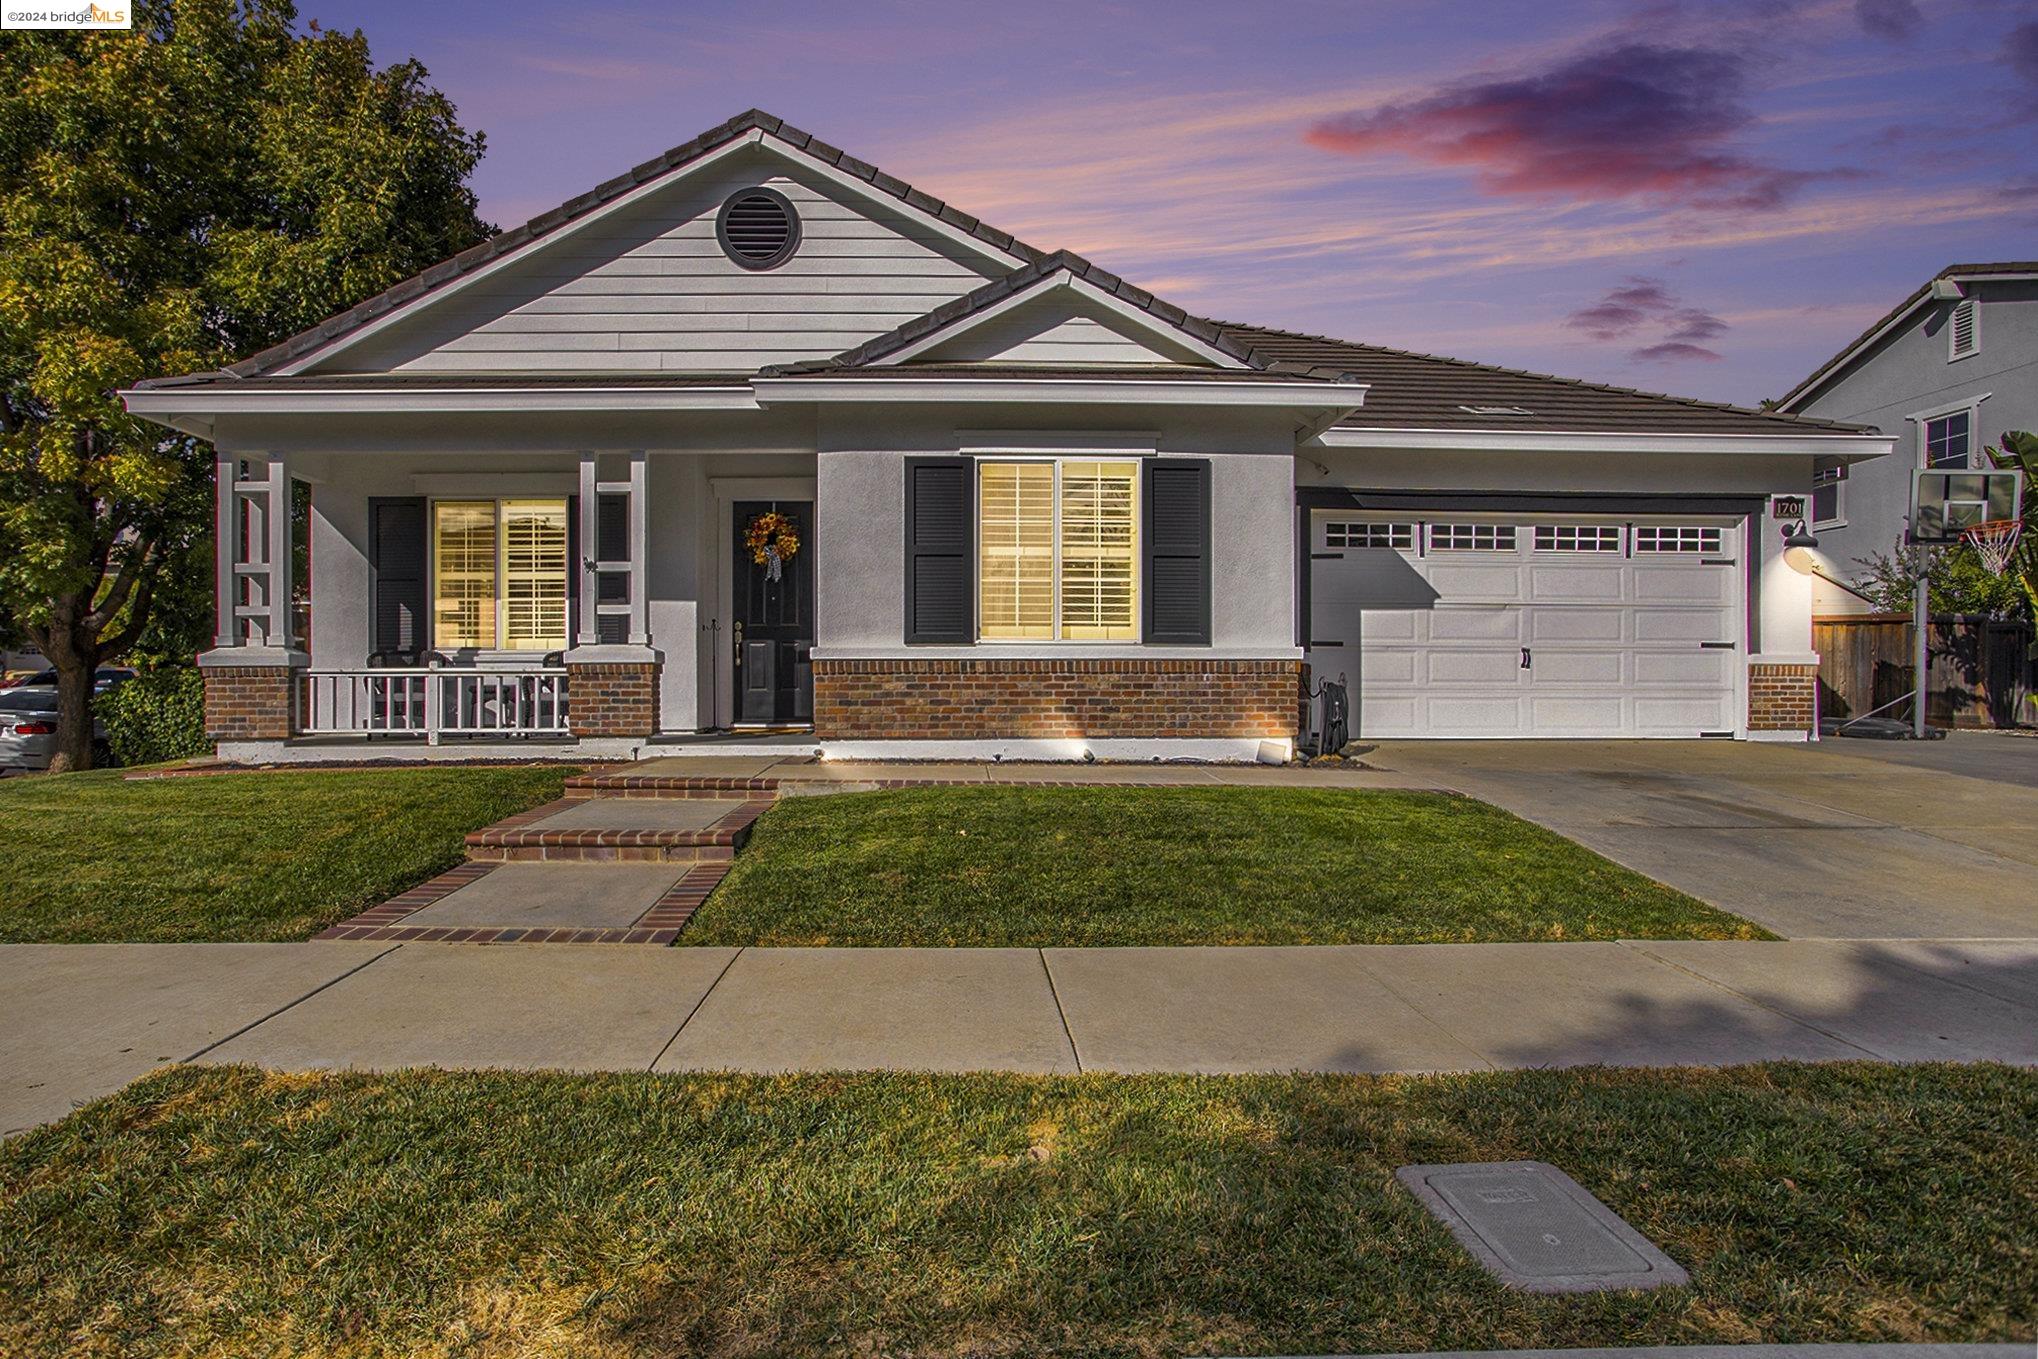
[1815,613,2036,729]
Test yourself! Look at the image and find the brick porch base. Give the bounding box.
[812,657,1302,741]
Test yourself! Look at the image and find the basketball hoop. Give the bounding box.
[1961,518,2024,576]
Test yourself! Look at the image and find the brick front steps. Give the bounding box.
[563,771,782,799]
[313,861,725,945]
[318,777,783,943]
[463,796,772,863]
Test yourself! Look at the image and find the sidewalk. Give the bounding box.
[6,937,2034,1135]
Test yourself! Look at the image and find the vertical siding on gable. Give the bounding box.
[325,151,1012,375]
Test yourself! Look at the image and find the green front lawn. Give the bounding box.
[3,1063,2029,1358]
[0,767,570,942]
[688,786,1764,946]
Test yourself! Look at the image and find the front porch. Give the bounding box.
[197,442,819,760]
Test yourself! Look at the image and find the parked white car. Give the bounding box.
[0,681,121,772]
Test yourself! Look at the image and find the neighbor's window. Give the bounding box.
[1812,462,1846,526]
[1924,411,1971,468]
[431,499,569,650]
[978,460,1138,641]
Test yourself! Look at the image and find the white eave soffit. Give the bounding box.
[266,129,1034,378]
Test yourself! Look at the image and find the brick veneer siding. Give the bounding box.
[1748,662,1818,732]
[813,658,1302,741]
[567,662,660,738]
[202,665,298,742]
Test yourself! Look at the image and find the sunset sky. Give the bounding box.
[313,0,2036,406]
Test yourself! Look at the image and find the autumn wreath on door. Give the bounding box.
[745,510,801,583]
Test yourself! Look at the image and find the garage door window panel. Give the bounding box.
[1430,524,1517,551]
[1634,526,1723,554]
[1534,524,1623,552]
[1326,521,1416,549]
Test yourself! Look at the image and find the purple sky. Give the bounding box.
[310,0,2037,405]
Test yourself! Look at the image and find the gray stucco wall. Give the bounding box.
[1791,278,2038,587]
[812,406,1300,659]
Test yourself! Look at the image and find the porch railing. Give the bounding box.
[299,667,571,744]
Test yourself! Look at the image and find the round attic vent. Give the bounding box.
[716,187,801,270]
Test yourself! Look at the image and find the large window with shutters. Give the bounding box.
[977,460,1138,641]
[430,499,569,651]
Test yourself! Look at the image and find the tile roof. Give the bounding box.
[198,108,1045,384]
[1209,322,1871,435]
[1775,262,2038,412]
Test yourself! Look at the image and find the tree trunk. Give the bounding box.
[49,653,98,773]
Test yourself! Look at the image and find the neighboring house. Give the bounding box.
[121,110,1891,762]
[1774,262,2038,614]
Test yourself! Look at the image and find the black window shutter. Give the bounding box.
[1143,458,1211,644]
[369,497,428,661]
[904,457,974,643]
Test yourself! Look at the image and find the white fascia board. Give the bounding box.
[1775,271,2038,413]
[120,384,760,416]
[873,274,1247,369]
[1312,425,1897,460]
[267,130,1029,378]
[753,376,1370,408]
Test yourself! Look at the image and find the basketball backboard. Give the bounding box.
[1910,468,2024,544]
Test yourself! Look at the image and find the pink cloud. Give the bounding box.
[1306,43,1854,211]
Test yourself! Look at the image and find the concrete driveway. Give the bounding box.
[1358,734,2038,940]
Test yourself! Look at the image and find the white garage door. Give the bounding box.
[1306,514,1744,739]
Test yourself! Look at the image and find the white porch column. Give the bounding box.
[628,448,649,646]
[575,450,599,647]
[200,449,306,753]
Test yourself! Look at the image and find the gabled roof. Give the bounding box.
[195,108,1046,384]
[1210,322,1870,436]
[760,250,1358,380]
[1775,262,2038,413]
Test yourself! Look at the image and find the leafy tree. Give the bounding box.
[1982,431,2038,619]
[1852,540,2028,618]
[0,0,488,769]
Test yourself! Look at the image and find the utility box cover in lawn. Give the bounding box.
[1396,1160,1688,1294]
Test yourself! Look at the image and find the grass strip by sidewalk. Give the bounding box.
[686,785,1766,946]
[0,767,570,942]
[2,1063,2030,1358]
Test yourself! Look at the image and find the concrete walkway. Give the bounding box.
[7,936,2034,1135]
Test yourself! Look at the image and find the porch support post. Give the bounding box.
[212,449,237,649]
[263,451,294,650]
[576,450,598,647]
[628,448,649,646]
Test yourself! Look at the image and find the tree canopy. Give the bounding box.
[0,0,490,766]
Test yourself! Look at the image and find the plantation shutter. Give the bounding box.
[1142,458,1211,645]
[904,457,974,643]
[369,497,428,661]
[978,462,1056,640]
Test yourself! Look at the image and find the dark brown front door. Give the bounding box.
[732,500,814,724]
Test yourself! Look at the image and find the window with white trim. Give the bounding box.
[1325,521,1415,549]
[1812,462,1846,526]
[1429,523,1517,551]
[1633,525,1722,554]
[1534,524,1622,552]
[431,499,570,651]
[1924,410,1971,468]
[1948,298,1978,360]
[978,459,1138,641]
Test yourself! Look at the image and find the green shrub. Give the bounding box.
[99,668,210,767]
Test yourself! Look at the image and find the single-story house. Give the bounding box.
[122,110,1894,763]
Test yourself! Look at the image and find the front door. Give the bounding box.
[732,500,814,724]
